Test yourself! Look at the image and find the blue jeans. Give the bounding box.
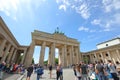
[97,72,105,80]
[37,74,40,80]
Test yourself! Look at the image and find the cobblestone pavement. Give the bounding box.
[1,72,22,80]
[22,68,75,80]
[21,69,118,80]
[2,69,119,80]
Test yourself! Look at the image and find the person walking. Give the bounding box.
[36,66,44,80]
[49,65,52,78]
[95,61,106,80]
[56,64,63,80]
[75,64,82,80]
[108,60,119,80]
[81,62,88,80]
[26,64,33,80]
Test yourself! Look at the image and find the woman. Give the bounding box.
[75,64,81,80]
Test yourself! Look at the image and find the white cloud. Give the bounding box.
[75,3,90,19]
[78,26,89,31]
[59,4,66,11]
[0,0,44,21]
[56,0,91,19]
[91,13,120,32]
[78,26,96,33]
[91,19,101,25]
[102,0,120,12]
[0,0,19,19]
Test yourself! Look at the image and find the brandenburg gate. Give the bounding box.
[24,30,81,67]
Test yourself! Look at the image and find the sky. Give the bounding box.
[0,0,120,63]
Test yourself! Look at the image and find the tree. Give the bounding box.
[55,58,58,64]
[32,58,34,64]
[44,60,48,65]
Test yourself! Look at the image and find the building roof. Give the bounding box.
[97,37,120,45]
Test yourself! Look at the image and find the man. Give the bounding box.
[81,62,88,80]
[108,60,119,80]
[26,64,33,80]
[36,66,44,80]
[95,61,106,80]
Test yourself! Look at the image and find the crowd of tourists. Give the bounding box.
[0,60,120,80]
[26,64,63,80]
[0,61,25,79]
[73,60,120,80]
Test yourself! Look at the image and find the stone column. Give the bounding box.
[39,41,46,66]
[100,52,104,62]
[89,54,92,63]
[75,47,79,64]
[116,49,120,62]
[58,48,62,65]
[7,47,14,63]
[48,47,51,65]
[21,49,27,64]
[11,49,17,63]
[69,46,72,65]
[64,45,67,67]
[1,43,11,62]
[71,46,74,64]
[61,46,65,66]
[24,41,35,67]
[107,51,112,60]
[0,39,7,57]
[94,53,98,62]
[50,43,55,66]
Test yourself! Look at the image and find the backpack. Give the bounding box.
[37,68,43,75]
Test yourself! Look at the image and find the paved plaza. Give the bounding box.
[1,68,119,80]
[21,68,75,80]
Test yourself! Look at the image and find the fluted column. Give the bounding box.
[61,46,65,66]
[50,43,55,66]
[89,54,93,63]
[116,49,120,62]
[64,45,67,67]
[21,49,27,64]
[71,46,74,64]
[11,49,17,63]
[69,46,72,65]
[39,41,46,66]
[107,51,112,60]
[1,43,11,62]
[48,47,51,65]
[100,52,104,62]
[7,47,14,63]
[0,39,7,57]
[24,41,35,67]
[94,53,98,62]
[75,47,79,64]
[58,48,62,65]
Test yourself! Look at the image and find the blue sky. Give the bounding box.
[0,0,120,63]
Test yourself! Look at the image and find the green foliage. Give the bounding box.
[32,58,34,64]
[44,60,48,65]
[83,57,89,64]
[43,58,58,65]
[55,58,58,64]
